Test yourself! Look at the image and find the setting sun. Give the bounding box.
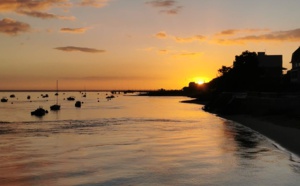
[197,80,205,85]
[192,77,208,85]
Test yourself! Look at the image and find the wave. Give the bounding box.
[0,117,191,136]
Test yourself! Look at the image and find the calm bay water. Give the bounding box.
[0,92,300,185]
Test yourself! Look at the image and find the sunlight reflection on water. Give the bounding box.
[0,92,300,185]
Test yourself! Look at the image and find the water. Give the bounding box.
[0,92,300,185]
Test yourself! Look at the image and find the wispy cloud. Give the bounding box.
[0,0,110,20]
[158,49,169,54]
[155,31,167,38]
[146,0,182,15]
[54,46,106,53]
[61,75,158,81]
[146,0,176,7]
[155,31,205,43]
[0,18,30,36]
[60,27,91,34]
[215,28,270,36]
[16,9,75,20]
[214,28,300,45]
[160,6,182,15]
[146,47,203,58]
[77,0,110,7]
[176,52,203,57]
[175,35,205,43]
[0,0,71,12]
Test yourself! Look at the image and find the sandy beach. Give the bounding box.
[222,114,300,156]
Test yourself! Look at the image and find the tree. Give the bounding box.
[218,66,232,76]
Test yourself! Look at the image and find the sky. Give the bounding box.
[0,0,300,90]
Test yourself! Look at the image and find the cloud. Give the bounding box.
[146,0,182,15]
[175,35,205,43]
[0,18,30,36]
[16,9,75,20]
[177,52,203,56]
[155,31,205,43]
[146,0,176,7]
[0,0,109,20]
[0,0,72,20]
[158,49,169,54]
[155,31,167,38]
[160,6,182,15]
[61,75,157,81]
[54,46,106,53]
[60,27,91,34]
[173,52,203,58]
[78,0,110,7]
[215,28,300,45]
[149,47,203,58]
[0,0,71,12]
[215,28,271,36]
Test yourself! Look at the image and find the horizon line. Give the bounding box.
[0,89,173,92]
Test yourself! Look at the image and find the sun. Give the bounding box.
[196,80,205,85]
[190,77,209,86]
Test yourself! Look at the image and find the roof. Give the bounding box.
[291,47,300,63]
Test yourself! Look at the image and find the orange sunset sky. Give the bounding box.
[0,0,300,90]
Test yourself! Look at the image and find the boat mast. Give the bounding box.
[56,80,58,104]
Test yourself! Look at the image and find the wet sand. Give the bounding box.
[222,114,300,156]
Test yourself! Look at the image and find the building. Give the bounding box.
[257,52,283,81]
[290,47,300,84]
[257,52,283,80]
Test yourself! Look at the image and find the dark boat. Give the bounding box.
[50,80,60,111]
[106,95,115,100]
[10,94,15,98]
[31,107,48,117]
[42,94,49,98]
[1,97,8,102]
[67,96,75,101]
[50,104,60,111]
[75,101,81,108]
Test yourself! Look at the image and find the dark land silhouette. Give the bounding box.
[146,48,300,115]
[144,47,300,156]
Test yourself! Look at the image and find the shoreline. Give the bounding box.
[183,98,300,157]
[221,114,300,157]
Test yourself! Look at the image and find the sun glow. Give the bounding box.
[196,80,205,85]
[192,77,208,85]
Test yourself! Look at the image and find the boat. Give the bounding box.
[106,95,115,100]
[1,97,8,102]
[75,101,81,108]
[10,94,15,98]
[42,94,49,98]
[67,96,75,101]
[50,80,61,111]
[50,104,60,111]
[31,107,48,117]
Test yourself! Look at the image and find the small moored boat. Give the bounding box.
[1,97,8,102]
[67,96,75,101]
[31,107,48,117]
[75,101,81,108]
[50,80,60,111]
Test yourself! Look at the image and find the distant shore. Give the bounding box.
[183,98,300,156]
